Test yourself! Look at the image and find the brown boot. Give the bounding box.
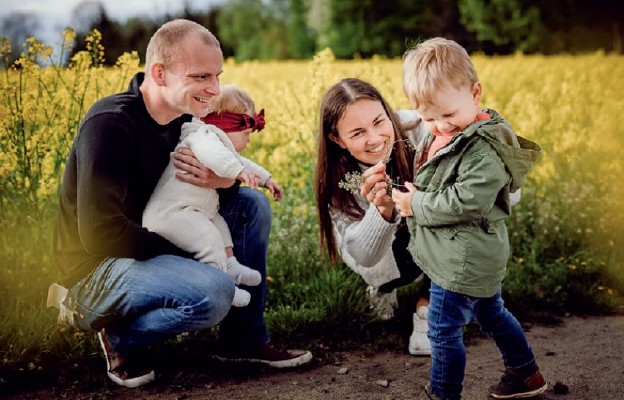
[488,362,547,399]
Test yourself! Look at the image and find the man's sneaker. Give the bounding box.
[46,283,77,327]
[488,363,547,399]
[366,285,397,320]
[215,343,313,368]
[97,330,155,388]
[408,306,431,356]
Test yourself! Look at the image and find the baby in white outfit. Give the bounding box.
[143,85,283,307]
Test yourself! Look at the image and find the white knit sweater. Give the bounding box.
[330,110,427,287]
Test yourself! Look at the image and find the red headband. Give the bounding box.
[201,109,265,133]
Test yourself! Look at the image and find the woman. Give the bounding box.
[315,78,431,356]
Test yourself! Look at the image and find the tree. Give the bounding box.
[217,0,270,60]
[217,0,294,60]
[0,12,41,64]
[70,0,123,65]
[320,0,436,58]
[458,0,544,53]
[287,0,316,59]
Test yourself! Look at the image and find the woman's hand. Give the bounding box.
[172,147,236,189]
[361,163,394,221]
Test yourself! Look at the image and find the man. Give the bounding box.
[49,19,312,388]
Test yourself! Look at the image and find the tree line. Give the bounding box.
[1,0,622,66]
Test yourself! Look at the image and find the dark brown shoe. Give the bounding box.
[216,343,313,368]
[97,330,155,388]
[488,363,547,399]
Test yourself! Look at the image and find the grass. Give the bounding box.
[0,188,622,395]
[0,36,623,395]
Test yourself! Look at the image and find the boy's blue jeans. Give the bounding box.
[66,187,271,355]
[428,282,536,400]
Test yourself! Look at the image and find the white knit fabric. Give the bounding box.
[331,110,427,287]
[143,119,271,270]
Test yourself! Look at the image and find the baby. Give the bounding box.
[143,84,282,307]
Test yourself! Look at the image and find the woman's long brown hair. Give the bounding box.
[315,78,415,263]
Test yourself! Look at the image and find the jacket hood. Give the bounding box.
[462,109,542,192]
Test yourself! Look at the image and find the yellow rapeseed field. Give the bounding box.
[1,32,623,276]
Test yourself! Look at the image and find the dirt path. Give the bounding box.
[8,315,624,399]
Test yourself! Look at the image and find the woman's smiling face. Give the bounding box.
[331,99,395,165]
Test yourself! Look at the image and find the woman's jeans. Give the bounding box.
[66,187,271,355]
[428,282,536,400]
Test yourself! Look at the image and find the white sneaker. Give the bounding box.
[226,257,261,286]
[232,287,251,307]
[46,283,77,327]
[408,306,431,356]
[366,286,397,320]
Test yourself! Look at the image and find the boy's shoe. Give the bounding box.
[366,286,397,320]
[226,257,262,286]
[215,343,313,368]
[409,306,431,356]
[97,330,155,388]
[488,363,547,399]
[46,283,76,327]
[232,287,251,307]
[424,384,448,400]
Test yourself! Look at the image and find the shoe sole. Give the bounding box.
[215,350,313,368]
[408,348,432,356]
[488,383,548,399]
[97,332,155,388]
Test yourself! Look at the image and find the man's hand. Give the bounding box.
[173,147,236,189]
[391,182,417,217]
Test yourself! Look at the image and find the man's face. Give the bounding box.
[163,33,224,119]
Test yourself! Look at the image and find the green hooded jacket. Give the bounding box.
[406,109,541,297]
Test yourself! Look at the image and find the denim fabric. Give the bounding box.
[67,255,235,355]
[65,187,272,355]
[428,282,536,400]
[216,187,272,351]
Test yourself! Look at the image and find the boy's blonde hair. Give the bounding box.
[211,84,256,115]
[402,37,478,108]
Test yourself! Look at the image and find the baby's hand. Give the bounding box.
[391,182,417,217]
[264,177,284,201]
[237,170,260,189]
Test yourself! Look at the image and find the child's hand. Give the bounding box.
[236,170,260,189]
[265,178,284,202]
[391,182,417,217]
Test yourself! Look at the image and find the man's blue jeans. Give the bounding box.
[428,282,536,400]
[66,187,271,355]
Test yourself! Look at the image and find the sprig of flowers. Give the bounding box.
[338,138,414,195]
[338,171,365,195]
